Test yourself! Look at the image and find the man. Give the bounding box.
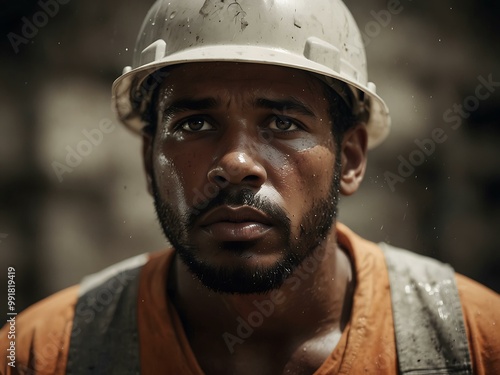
[2,0,499,374]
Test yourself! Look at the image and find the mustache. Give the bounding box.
[188,188,291,231]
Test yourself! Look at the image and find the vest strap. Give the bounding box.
[66,254,147,375]
[381,243,473,374]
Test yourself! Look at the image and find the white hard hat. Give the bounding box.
[112,0,391,149]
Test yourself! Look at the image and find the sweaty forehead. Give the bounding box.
[157,62,327,102]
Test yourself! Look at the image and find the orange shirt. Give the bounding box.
[1,223,499,374]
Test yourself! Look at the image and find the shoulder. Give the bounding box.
[455,274,500,374]
[340,225,500,373]
[0,252,166,375]
[0,285,79,375]
[456,273,500,311]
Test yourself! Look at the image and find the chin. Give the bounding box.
[176,243,302,294]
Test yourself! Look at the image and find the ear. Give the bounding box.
[142,130,154,196]
[340,123,368,196]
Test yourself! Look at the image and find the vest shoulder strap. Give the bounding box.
[380,243,473,375]
[66,254,148,375]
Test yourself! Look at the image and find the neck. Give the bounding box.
[169,229,354,352]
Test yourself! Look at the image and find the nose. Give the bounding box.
[207,148,267,189]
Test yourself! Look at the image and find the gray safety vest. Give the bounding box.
[66,245,473,374]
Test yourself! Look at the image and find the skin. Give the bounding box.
[142,62,368,375]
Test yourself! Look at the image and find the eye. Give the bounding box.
[269,116,299,132]
[178,118,214,132]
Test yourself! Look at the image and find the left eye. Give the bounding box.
[269,117,299,131]
[179,118,214,132]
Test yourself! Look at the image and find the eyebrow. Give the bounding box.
[162,98,218,119]
[255,98,316,118]
[162,96,317,119]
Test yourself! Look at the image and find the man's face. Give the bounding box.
[145,62,343,294]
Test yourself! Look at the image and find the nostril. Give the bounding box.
[213,175,228,186]
[242,175,261,183]
[207,167,229,186]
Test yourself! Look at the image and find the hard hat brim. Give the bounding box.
[112,44,390,149]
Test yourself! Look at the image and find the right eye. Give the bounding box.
[178,118,214,132]
[268,116,300,132]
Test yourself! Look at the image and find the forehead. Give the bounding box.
[156,62,328,105]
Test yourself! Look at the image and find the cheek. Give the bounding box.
[153,146,211,215]
[153,151,187,213]
[281,145,336,218]
[299,147,336,192]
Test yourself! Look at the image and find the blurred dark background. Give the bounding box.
[1,0,499,313]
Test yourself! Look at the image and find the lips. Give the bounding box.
[197,206,274,241]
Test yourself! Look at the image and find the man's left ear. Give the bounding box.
[340,123,368,196]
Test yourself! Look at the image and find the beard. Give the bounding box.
[152,162,341,295]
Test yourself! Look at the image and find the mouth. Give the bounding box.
[197,205,274,242]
